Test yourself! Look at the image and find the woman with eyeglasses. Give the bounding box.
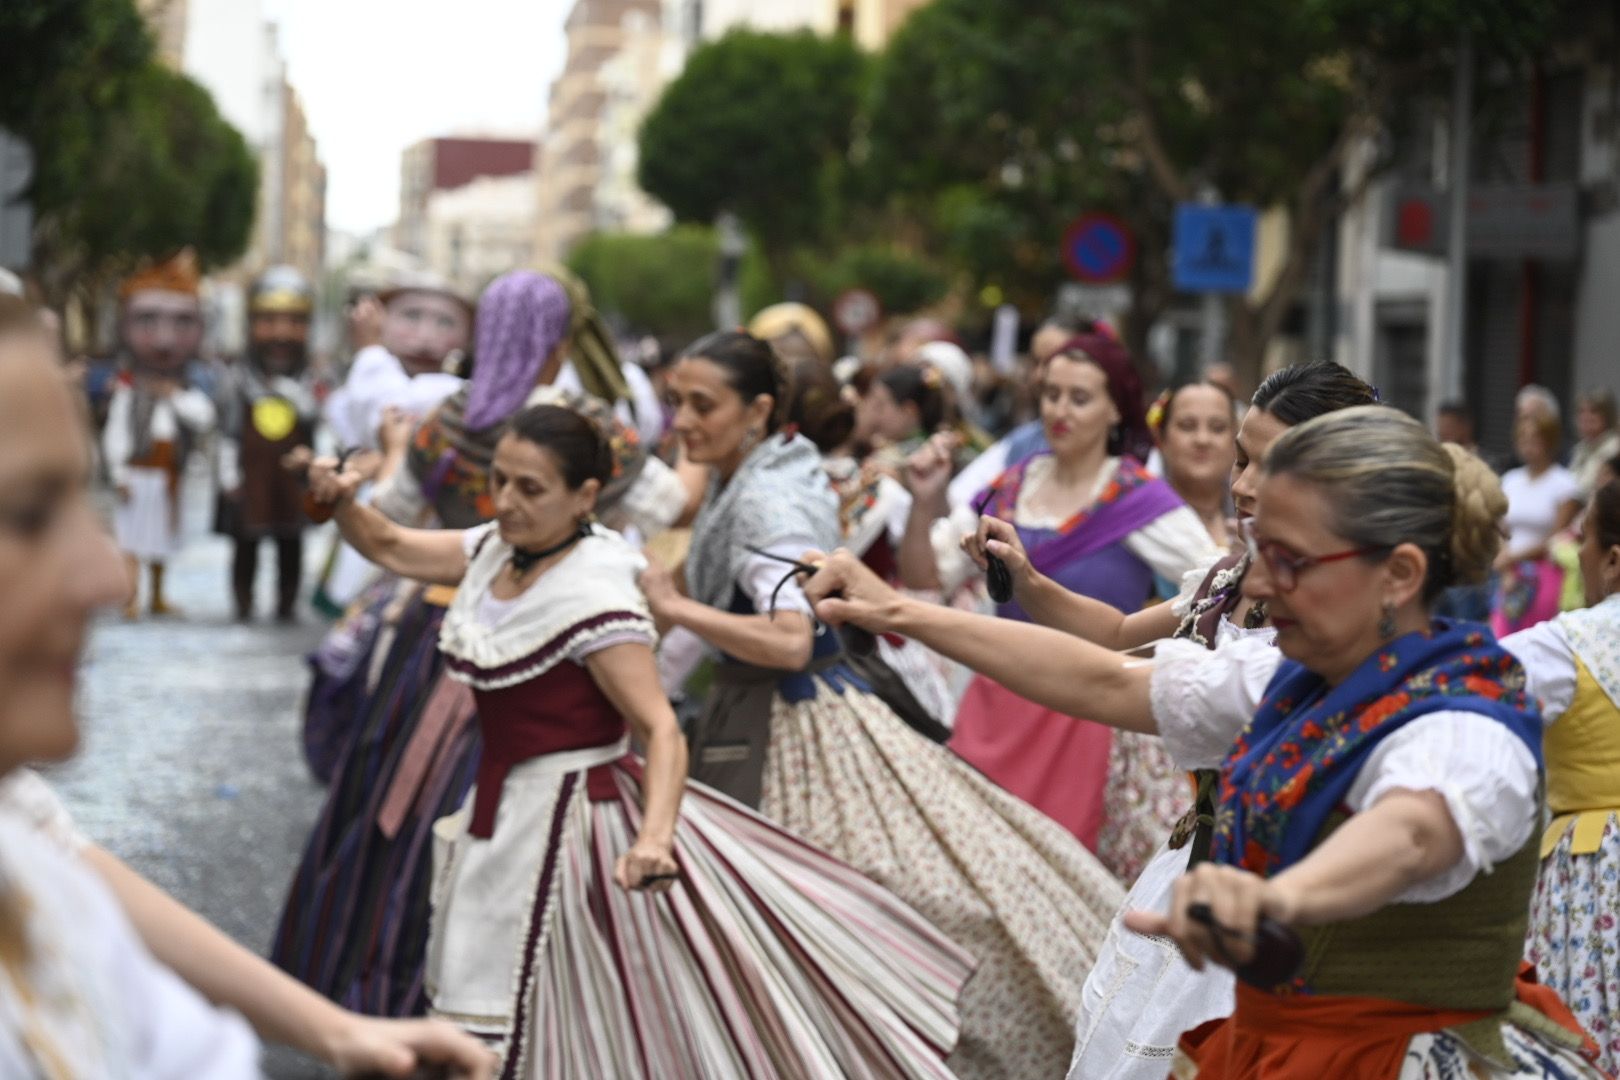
[803,406,1604,1077]
[965,359,1377,1076]
[641,329,1128,1079]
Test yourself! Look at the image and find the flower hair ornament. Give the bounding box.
[1146,389,1171,441]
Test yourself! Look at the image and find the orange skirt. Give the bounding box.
[1184,966,1599,1079]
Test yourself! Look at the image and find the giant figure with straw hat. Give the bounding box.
[103,251,216,619]
[216,266,318,621]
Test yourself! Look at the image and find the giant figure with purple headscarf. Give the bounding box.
[272,268,685,1017]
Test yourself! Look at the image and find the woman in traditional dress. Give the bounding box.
[1150,378,1239,554]
[273,269,686,1016]
[304,402,970,1078]
[900,331,1218,879]
[968,359,1374,1077]
[1492,412,1583,635]
[1513,479,1620,1073]
[0,294,494,1077]
[640,329,1126,1079]
[805,406,1606,1078]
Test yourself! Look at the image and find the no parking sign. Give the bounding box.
[1061,213,1136,283]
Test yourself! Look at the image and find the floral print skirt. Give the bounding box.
[1527,812,1620,1076]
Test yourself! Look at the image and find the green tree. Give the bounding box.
[795,243,950,316]
[638,29,868,283]
[866,0,1557,385]
[568,225,777,344]
[3,0,257,312]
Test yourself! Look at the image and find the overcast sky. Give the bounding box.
[263,0,569,235]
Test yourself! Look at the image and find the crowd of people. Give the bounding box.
[0,250,1617,1080]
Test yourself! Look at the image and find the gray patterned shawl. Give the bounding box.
[687,433,839,610]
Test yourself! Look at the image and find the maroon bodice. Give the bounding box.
[467,661,626,838]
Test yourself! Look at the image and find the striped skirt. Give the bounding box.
[428,739,972,1079]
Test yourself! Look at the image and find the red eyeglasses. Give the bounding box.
[1240,518,1388,593]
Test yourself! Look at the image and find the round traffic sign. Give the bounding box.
[1062,213,1136,283]
[832,288,882,336]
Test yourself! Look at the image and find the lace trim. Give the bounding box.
[445,612,653,690]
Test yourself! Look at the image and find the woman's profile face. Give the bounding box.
[0,333,128,772]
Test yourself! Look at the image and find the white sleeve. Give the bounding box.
[102,388,133,486]
[1501,619,1577,722]
[622,362,666,446]
[1346,711,1540,903]
[1150,636,1282,769]
[739,539,819,616]
[1171,548,1226,619]
[610,456,687,538]
[0,769,88,853]
[929,502,983,596]
[947,439,1009,512]
[1123,505,1222,583]
[370,463,429,525]
[460,522,498,559]
[1552,468,1585,507]
[658,625,710,696]
[170,388,216,434]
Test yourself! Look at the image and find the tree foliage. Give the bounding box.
[2,0,258,307]
[568,225,776,344]
[638,29,867,272]
[864,0,1559,383]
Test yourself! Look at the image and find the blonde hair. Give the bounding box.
[1262,405,1506,598]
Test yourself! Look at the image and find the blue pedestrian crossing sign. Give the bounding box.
[1173,204,1258,293]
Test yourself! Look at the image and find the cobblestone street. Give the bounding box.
[50,477,337,1078]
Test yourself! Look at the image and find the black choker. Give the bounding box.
[509,522,590,576]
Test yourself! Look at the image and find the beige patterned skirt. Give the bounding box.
[757,677,1126,1079]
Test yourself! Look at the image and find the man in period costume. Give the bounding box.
[102,251,216,618]
[216,266,318,621]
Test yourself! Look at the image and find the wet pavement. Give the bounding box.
[48,473,339,1078]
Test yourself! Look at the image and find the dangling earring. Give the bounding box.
[1378,601,1398,640]
[740,427,761,454]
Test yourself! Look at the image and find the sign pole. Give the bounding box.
[1439,29,1472,407]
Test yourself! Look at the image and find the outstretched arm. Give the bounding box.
[308,456,467,585]
[963,514,1180,648]
[1122,789,1464,972]
[83,845,496,1078]
[803,549,1157,734]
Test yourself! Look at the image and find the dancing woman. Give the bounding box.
[274,270,685,1016]
[640,329,1126,1079]
[1515,479,1620,1073]
[950,360,1377,1075]
[805,406,1605,1077]
[901,330,1217,876]
[306,403,970,1078]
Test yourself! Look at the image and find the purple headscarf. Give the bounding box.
[461,270,572,431]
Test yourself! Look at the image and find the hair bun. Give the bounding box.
[1443,443,1506,586]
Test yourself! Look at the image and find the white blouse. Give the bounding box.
[931,456,1218,595]
[0,785,259,1077]
[1149,636,1540,903]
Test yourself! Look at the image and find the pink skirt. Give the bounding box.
[949,674,1113,850]
[1491,559,1564,636]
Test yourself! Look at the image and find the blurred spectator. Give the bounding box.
[1150,380,1238,552]
[1572,388,1619,498]
[1492,412,1583,634]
